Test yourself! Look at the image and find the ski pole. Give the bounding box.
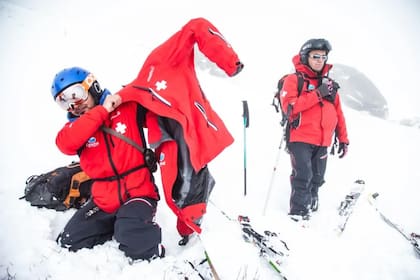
[242,100,249,196]
[262,105,292,215]
[209,199,236,222]
[262,134,285,215]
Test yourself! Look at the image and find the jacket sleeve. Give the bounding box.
[334,93,349,144]
[191,18,242,76]
[144,17,242,77]
[281,74,321,117]
[56,106,109,155]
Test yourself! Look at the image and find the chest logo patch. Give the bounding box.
[86,137,99,148]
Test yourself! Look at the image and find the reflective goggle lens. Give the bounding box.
[55,83,88,111]
[309,54,328,60]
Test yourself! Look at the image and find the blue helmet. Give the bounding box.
[51,66,104,104]
[51,67,91,99]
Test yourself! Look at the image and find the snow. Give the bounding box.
[1,0,420,279]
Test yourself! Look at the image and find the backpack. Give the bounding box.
[272,72,305,126]
[20,162,92,211]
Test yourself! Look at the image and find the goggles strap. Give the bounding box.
[81,73,96,92]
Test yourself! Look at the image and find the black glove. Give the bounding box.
[231,61,244,76]
[337,142,348,158]
[317,83,331,98]
[318,78,340,103]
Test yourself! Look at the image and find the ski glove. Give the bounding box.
[231,61,244,77]
[317,78,340,103]
[338,142,348,158]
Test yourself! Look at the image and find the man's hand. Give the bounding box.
[103,94,122,113]
[318,78,340,102]
[317,83,332,98]
[338,142,348,158]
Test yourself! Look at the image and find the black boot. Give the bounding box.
[178,235,190,246]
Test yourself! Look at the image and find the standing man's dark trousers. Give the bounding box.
[288,142,328,216]
[57,197,162,260]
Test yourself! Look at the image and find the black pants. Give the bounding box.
[57,197,161,260]
[288,142,328,215]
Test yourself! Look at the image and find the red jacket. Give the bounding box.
[280,55,349,146]
[118,17,241,171]
[56,102,159,213]
[117,17,242,233]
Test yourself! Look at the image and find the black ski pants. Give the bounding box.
[288,142,328,215]
[57,197,162,260]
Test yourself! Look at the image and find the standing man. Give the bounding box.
[280,38,349,220]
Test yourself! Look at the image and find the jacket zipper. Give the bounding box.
[194,101,218,131]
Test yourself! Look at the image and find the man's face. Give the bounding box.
[68,93,95,116]
[55,83,96,116]
[307,50,327,72]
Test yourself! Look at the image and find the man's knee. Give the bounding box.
[56,201,114,251]
[57,228,112,251]
[114,198,162,260]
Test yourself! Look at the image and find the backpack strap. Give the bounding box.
[99,105,157,174]
[283,72,305,122]
[99,104,150,154]
[63,171,91,208]
[295,71,305,97]
[136,105,158,173]
[136,104,149,153]
[101,125,146,153]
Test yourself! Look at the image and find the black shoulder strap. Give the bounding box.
[101,125,145,154]
[136,104,148,149]
[295,72,305,97]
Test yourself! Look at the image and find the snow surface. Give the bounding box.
[1,0,420,279]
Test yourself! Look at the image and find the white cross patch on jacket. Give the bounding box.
[155,80,167,91]
[115,122,127,134]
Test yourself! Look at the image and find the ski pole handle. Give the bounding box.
[242,100,249,196]
[242,100,249,128]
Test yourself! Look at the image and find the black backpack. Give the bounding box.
[272,72,305,126]
[271,72,307,145]
[20,162,92,211]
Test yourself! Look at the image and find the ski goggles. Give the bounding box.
[55,73,95,111]
[309,54,328,61]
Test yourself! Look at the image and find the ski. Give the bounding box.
[368,192,420,258]
[164,257,215,280]
[199,201,291,278]
[187,256,217,280]
[175,233,219,280]
[336,179,366,234]
[238,215,290,279]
